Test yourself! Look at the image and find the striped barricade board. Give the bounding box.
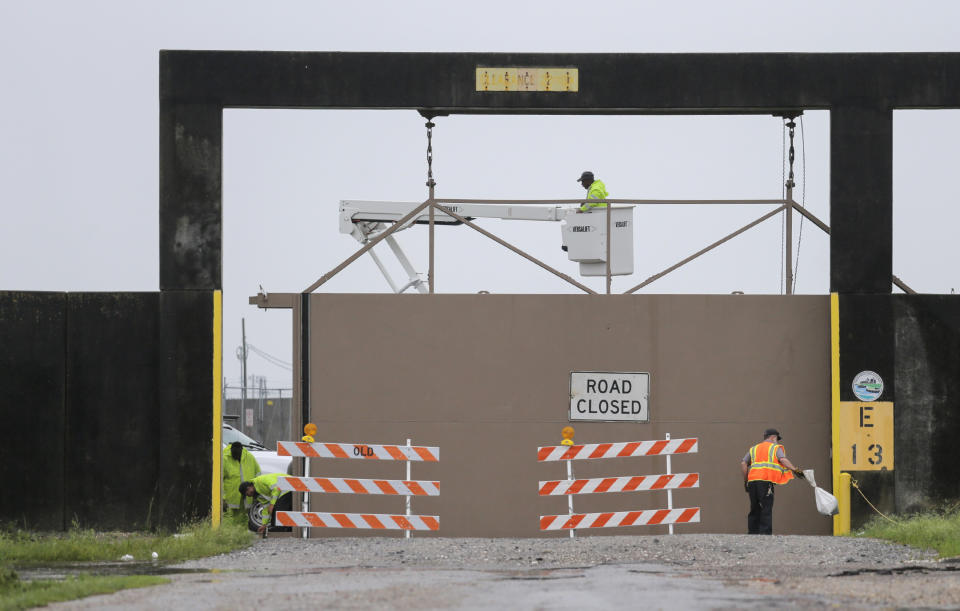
[277,441,439,461]
[538,438,698,462]
[539,507,701,531]
[276,511,439,531]
[539,473,699,496]
[278,476,440,496]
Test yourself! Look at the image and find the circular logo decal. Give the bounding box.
[852,371,884,401]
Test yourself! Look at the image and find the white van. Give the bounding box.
[221,423,292,475]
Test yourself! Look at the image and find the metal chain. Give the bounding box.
[783,117,797,294]
[785,119,796,190]
[425,120,436,189]
[792,115,806,292]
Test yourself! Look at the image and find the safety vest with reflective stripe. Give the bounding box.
[253,472,288,505]
[252,473,290,521]
[580,180,609,211]
[222,446,261,509]
[747,441,794,485]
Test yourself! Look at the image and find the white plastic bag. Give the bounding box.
[815,487,839,516]
[799,469,838,516]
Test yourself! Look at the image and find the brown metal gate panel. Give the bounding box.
[303,294,830,537]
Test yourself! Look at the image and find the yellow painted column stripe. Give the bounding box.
[212,290,223,528]
[830,292,841,535]
[837,472,851,535]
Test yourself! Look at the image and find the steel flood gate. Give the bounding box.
[274,293,831,536]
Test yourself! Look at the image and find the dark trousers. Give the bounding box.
[747,480,775,534]
[269,492,294,531]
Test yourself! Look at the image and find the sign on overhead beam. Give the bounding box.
[475,67,579,92]
[570,371,649,422]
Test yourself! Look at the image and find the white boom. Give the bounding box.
[338,200,634,293]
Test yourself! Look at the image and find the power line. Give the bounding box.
[246,343,293,371]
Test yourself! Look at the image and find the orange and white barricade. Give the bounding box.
[277,511,439,531]
[538,433,699,536]
[276,439,439,538]
[279,477,439,496]
[537,437,697,462]
[278,441,439,462]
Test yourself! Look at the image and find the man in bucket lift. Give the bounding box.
[740,428,805,534]
[577,171,608,212]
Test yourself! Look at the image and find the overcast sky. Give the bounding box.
[2,1,958,389]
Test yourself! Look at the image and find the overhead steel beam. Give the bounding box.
[159,51,960,292]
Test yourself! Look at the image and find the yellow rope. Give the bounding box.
[850,478,898,524]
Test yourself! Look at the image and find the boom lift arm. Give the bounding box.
[338,200,634,293]
[339,200,572,241]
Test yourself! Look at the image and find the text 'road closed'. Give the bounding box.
[569,371,650,422]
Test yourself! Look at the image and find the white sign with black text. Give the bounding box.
[569,371,650,422]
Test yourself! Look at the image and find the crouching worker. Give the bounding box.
[239,473,293,534]
[223,441,261,525]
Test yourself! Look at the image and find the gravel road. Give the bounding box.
[51,534,960,610]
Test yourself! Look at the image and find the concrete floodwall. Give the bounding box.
[1,292,67,530]
[892,295,960,512]
[833,294,960,526]
[0,291,212,531]
[304,294,831,537]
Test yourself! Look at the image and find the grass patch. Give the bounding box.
[0,570,168,611]
[0,520,253,566]
[0,521,251,608]
[857,509,960,557]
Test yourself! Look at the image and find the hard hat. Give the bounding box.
[763,428,782,441]
[577,171,594,183]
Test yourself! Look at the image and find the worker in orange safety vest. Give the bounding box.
[740,428,805,534]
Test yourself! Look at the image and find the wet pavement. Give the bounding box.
[41,535,960,609]
[15,563,210,581]
[45,563,825,610]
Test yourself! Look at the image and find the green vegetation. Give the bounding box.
[0,521,252,609]
[0,520,252,565]
[0,570,167,611]
[858,509,960,557]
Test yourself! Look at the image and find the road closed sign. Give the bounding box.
[569,371,650,422]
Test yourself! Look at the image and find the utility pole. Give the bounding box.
[240,318,248,433]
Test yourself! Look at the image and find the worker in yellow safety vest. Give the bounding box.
[577,171,608,212]
[740,428,805,534]
[239,473,293,534]
[222,441,261,525]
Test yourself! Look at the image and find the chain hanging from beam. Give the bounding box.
[785,118,797,191]
[425,119,436,189]
[424,117,438,293]
[781,114,800,295]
